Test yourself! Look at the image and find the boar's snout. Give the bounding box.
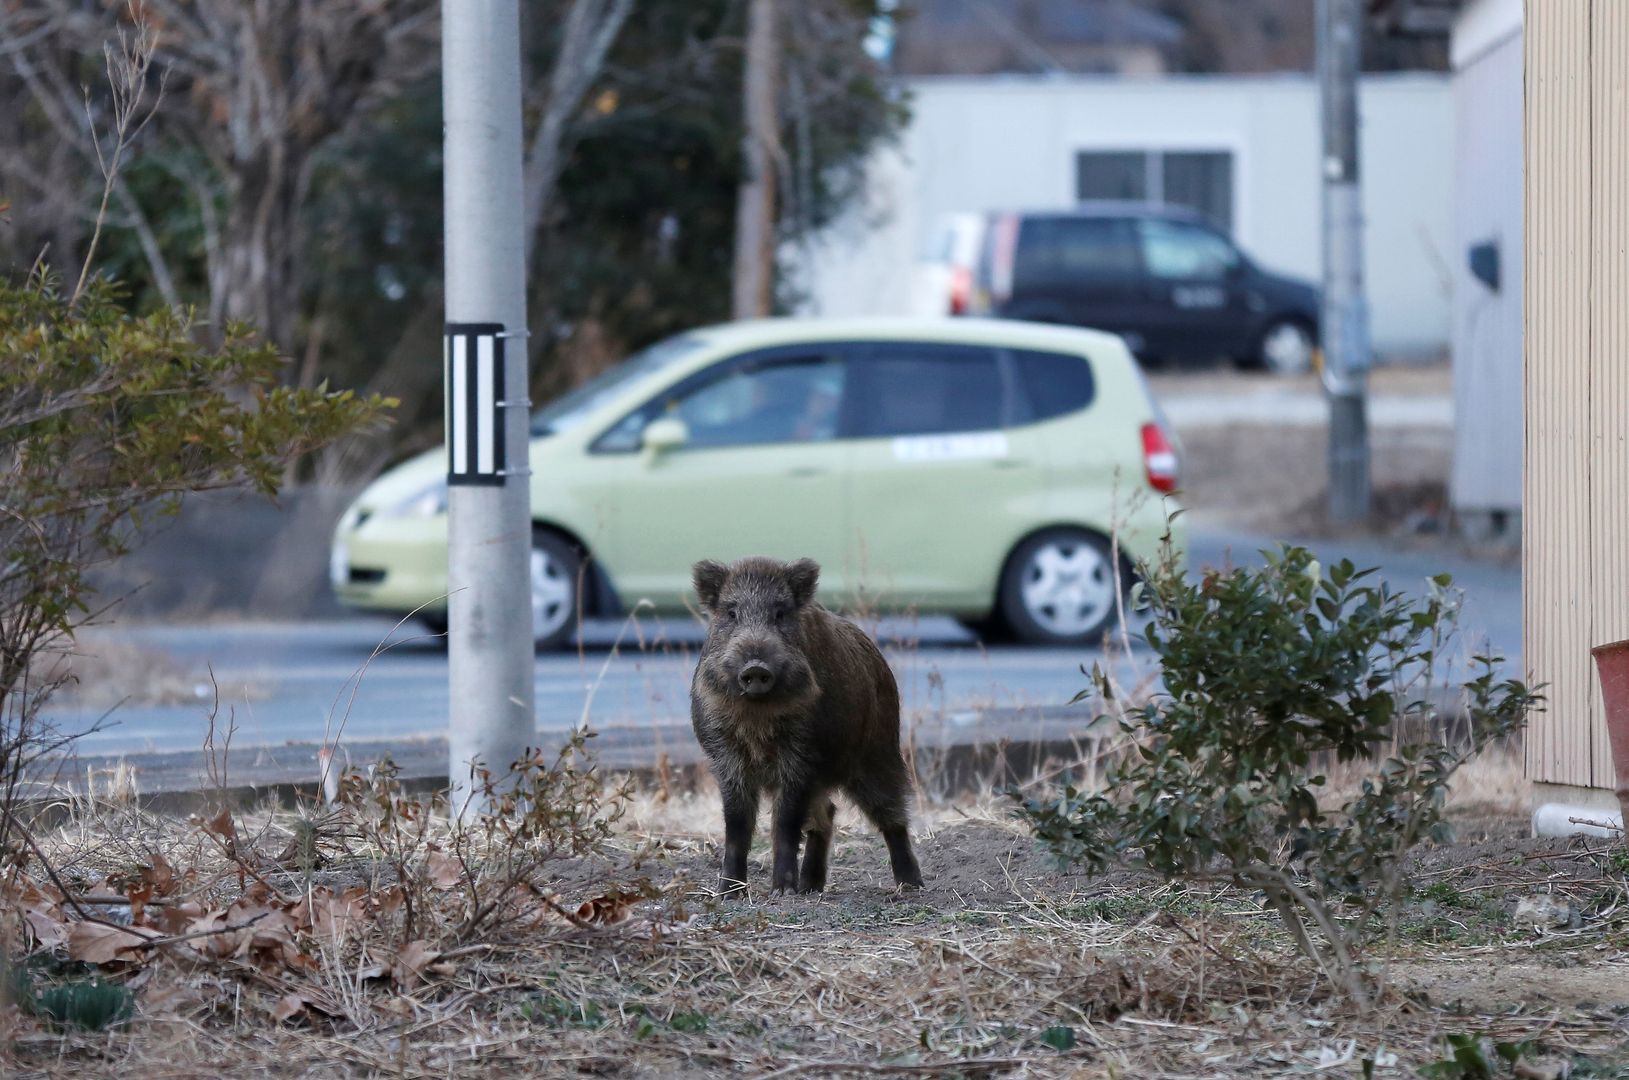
[737,660,776,696]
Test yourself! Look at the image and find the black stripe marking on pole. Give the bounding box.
[445,322,507,486]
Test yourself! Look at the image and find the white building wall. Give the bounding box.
[1450,0,1524,516]
[795,74,1453,357]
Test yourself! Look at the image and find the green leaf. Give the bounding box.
[1038,1025,1076,1051]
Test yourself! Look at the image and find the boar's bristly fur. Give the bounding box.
[690,555,923,895]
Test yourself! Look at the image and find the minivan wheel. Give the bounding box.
[1251,318,1316,376]
[999,529,1120,646]
[530,529,581,651]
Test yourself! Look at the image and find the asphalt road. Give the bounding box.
[49,525,1520,760]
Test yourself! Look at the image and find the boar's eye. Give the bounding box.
[774,606,791,622]
[722,603,738,620]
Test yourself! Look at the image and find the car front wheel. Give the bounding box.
[998,529,1121,646]
[530,529,581,651]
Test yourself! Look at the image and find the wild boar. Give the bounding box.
[689,556,923,894]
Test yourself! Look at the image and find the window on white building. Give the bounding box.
[1075,149,1234,233]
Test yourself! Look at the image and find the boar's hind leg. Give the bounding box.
[799,797,837,894]
[770,786,816,894]
[850,778,924,889]
[720,784,759,893]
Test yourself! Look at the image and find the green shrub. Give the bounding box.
[1015,541,1539,1005]
[0,269,390,836]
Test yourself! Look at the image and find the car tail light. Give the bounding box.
[948,265,972,315]
[1141,422,1179,494]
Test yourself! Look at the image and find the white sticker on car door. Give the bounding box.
[891,432,1010,462]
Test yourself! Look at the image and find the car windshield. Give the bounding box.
[528,332,709,436]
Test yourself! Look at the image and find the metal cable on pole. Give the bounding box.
[442,0,536,817]
[1317,0,1372,525]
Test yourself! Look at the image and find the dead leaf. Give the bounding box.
[388,940,444,989]
[271,992,312,1023]
[67,920,161,965]
[156,901,207,937]
[296,886,368,941]
[576,890,642,926]
[126,881,155,923]
[141,852,178,896]
[23,908,65,949]
[424,847,462,889]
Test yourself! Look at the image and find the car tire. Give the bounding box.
[998,529,1122,646]
[1243,317,1317,376]
[530,528,582,651]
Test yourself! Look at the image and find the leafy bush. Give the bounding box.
[0,269,390,836]
[1015,542,1539,1005]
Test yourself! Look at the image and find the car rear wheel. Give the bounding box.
[999,529,1121,646]
[1248,318,1316,376]
[530,529,581,651]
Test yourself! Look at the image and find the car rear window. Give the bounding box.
[846,344,1003,437]
[1013,349,1095,422]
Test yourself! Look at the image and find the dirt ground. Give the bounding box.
[1147,363,1493,553]
[1177,423,1454,538]
[5,775,1626,1080]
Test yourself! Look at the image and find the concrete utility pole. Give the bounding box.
[442,0,535,816]
[733,0,781,319]
[1316,0,1372,524]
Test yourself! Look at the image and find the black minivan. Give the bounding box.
[969,202,1321,373]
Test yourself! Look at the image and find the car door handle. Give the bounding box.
[991,459,1030,469]
[786,466,826,478]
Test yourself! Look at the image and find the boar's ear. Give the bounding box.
[692,560,729,611]
[786,558,820,607]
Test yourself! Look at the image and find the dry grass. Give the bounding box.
[4,769,1626,1079]
[37,637,235,710]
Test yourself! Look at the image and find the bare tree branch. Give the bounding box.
[522,0,637,258]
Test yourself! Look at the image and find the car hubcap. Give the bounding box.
[1263,322,1314,374]
[1019,540,1113,638]
[530,547,573,642]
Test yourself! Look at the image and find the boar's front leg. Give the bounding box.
[770,785,814,894]
[799,797,836,894]
[720,783,759,893]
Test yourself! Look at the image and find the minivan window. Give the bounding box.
[847,345,1003,438]
[1137,219,1238,281]
[529,332,709,436]
[1013,349,1095,422]
[1013,217,1140,290]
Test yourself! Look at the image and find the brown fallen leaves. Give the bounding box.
[4,855,650,1025]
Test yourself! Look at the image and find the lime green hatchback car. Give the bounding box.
[330,317,1181,648]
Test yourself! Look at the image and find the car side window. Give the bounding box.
[1138,219,1239,281]
[595,354,846,452]
[1013,217,1140,290]
[1012,349,1095,423]
[846,344,1004,438]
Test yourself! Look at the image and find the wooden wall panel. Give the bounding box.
[1523,0,1595,788]
[1589,0,1629,789]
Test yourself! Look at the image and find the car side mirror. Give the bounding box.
[641,416,689,457]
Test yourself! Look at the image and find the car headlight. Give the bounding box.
[386,479,448,518]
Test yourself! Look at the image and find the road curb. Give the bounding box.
[21,709,1115,820]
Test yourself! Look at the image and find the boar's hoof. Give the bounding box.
[718,876,748,896]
